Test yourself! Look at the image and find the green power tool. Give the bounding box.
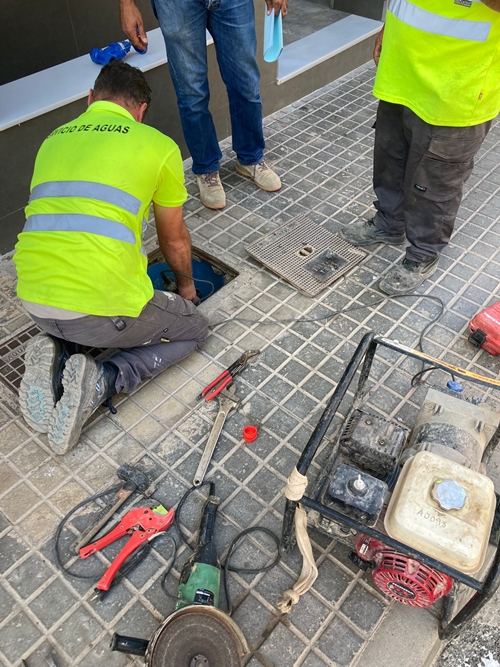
[176,482,221,610]
[110,482,249,666]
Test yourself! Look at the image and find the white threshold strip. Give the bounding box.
[1,15,382,132]
[277,14,383,85]
[0,28,213,133]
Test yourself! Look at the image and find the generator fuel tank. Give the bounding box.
[384,451,496,575]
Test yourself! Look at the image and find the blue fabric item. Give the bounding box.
[447,380,464,393]
[263,8,283,62]
[23,214,136,244]
[154,0,265,174]
[30,181,142,214]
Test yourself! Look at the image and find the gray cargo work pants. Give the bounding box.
[373,101,491,262]
[30,290,209,394]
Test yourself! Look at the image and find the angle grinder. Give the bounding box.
[176,482,221,609]
[110,483,249,667]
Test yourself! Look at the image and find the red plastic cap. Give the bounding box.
[243,426,258,443]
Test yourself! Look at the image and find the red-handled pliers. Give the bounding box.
[79,504,175,592]
[197,350,260,402]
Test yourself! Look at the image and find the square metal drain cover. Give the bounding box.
[0,326,106,396]
[0,324,42,395]
[245,215,366,296]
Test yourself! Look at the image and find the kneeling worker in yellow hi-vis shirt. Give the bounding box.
[14,61,209,455]
[341,0,500,294]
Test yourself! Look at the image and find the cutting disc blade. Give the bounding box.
[148,606,246,667]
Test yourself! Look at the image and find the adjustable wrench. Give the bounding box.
[193,384,241,486]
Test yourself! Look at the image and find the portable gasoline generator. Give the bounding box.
[282,333,500,641]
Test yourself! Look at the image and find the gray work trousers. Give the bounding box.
[373,101,491,262]
[30,290,209,394]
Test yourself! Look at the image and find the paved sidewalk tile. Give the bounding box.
[1,62,500,667]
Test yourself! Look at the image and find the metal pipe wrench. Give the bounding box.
[193,384,241,486]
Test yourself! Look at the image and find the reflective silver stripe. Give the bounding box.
[140,217,148,256]
[30,181,142,215]
[24,214,136,244]
[388,0,491,42]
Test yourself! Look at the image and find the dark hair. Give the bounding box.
[92,60,152,108]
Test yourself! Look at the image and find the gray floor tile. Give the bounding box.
[0,611,42,663]
[258,621,307,665]
[317,616,363,665]
[3,60,500,667]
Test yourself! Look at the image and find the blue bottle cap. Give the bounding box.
[447,380,464,393]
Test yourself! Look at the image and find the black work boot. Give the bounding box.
[19,333,69,433]
[48,354,117,455]
[379,257,439,295]
[340,218,406,247]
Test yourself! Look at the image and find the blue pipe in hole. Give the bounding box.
[147,256,225,302]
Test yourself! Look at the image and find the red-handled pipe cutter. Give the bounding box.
[79,504,175,592]
[197,349,260,402]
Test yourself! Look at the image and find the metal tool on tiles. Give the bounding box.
[197,350,260,402]
[193,384,241,487]
[110,483,249,667]
[72,463,151,553]
[80,503,175,598]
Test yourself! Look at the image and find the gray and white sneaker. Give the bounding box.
[379,257,439,295]
[235,160,281,192]
[196,171,226,209]
[340,219,406,247]
[48,354,116,455]
[19,333,68,433]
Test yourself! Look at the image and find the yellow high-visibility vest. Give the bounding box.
[14,102,187,317]
[374,0,500,126]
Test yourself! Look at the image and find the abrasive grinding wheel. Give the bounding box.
[145,605,249,667]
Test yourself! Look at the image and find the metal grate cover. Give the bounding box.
[0,326,106,396]
[245,215,366,297]
[0,245,234,397]
[0,324,42,394]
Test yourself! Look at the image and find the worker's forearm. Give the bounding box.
[157,233,193,287]
[481,0,500,11]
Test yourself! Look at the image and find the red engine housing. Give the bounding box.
[469,301,500,355]
[354,535,453,608]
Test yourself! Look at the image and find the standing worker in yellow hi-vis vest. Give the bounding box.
[341,0,500,294]
[14,61,209,455]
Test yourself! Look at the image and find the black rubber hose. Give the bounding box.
[222,526,281,616]
[54,485,122,580]
[172,484,281,615]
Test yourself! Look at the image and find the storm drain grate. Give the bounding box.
[245,215,366,297]
[0,247,235,397]
[0,326,105,396]
[0,324,42,394]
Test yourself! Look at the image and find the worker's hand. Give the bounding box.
[373,26,384,66]
[119,0,148,52]
[178,282,199,304]
[265,0,288,18]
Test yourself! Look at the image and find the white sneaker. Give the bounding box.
[235,160,281,192]
[196,172,226,209]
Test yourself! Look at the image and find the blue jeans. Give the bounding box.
[154,0,265,174]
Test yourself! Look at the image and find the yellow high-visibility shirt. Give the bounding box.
[14,101,187,317]
[374,0,500,127]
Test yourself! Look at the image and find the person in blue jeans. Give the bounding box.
[119,0,285,210]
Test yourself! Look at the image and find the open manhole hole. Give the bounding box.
[147,247,238,302]
[245,215,365,297]
[0,248,237,396]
